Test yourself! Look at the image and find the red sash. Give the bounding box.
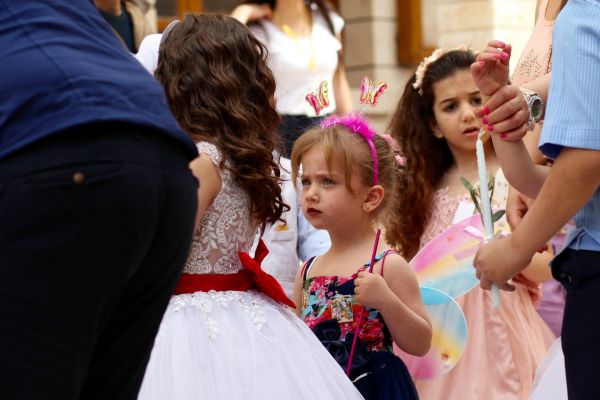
[174,240,296,308]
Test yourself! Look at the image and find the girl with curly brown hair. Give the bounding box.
[136,14,363,400]
[386,48,554,400]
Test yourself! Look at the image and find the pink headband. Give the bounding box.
[320,114,379,185]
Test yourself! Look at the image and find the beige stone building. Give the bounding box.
[339,0,537,130]
[156,0,537,130]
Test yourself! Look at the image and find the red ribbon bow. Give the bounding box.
[238,240,296,308]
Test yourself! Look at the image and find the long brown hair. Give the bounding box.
[156,13,287,230]
[386,50,476,259]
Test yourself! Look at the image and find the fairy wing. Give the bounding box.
[395,287,467,380]
[409,212,509,299]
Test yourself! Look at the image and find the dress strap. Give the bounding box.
[379,250,398,277]
[359,250,398,277]
[301,256,319,282]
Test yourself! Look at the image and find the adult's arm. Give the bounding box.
[475,147,600,288]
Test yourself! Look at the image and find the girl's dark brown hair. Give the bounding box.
[156,13,287,230]
[386,49,476,259]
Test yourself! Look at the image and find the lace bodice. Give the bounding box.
[183,142,256,275]
[420,187,468,248]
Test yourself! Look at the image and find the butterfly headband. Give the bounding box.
[320,114,380,185]
[306,76,398,184]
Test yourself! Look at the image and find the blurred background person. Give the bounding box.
[95,0,157,52]
[232,0,352,157]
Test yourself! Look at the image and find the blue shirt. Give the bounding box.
[0,0,196,160]
[539,0,600,251]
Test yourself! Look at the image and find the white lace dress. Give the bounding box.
[138,142,363,400]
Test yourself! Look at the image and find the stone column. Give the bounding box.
[424,0,536,66]
[339,0,413,132]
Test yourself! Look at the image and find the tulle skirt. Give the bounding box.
[530,338,567,400]
[138,290,364,400]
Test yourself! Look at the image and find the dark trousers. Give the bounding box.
[279,114,325,157]
[0,123,197,399]
[552,248,600,400]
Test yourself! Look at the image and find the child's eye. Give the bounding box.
[322,178,335,185]
[443,103,457,112]
[301,178,311,187]
[471,97,483,106]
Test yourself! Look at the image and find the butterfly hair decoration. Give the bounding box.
[359,76,388,107]
[305,81,330,116]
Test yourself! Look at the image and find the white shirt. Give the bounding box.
[250,6,344,116]
[252,157,331,297]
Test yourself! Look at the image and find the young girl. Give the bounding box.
[137,14,363,400]
[385,48,555,399]
[290,115,432,399]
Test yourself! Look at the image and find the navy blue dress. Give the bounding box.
[301,252,419,399]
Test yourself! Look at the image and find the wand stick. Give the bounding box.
[346,229,381,376]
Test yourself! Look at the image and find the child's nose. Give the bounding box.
[304,185,319,201]
[461,104,476,122]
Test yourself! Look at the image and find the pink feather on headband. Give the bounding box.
[320,114,380,185]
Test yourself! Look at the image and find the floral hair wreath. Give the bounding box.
[412,44,473,95]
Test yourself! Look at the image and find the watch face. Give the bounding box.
[530,97,543,120]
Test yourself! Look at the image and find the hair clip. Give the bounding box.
[161,20,181,44]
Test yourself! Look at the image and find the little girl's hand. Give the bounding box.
[470,40,511,96]
[354,271,391,309]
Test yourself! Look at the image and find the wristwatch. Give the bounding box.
[519,87,544,131]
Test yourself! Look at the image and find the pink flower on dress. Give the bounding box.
[359,319,385,350]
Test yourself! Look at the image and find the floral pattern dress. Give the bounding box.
[300,253,419,400]
[301,262,392,353]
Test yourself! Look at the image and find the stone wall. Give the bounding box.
[339,0,536,131]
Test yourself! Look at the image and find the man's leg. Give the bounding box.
[0,125,196,399]
[553,249,600,400]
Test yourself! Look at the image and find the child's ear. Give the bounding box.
[363,185,385,213]
[430,120,444,139]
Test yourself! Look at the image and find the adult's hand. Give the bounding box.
[231,4,272,24]
[506,186,535,230]
[474,236,532,292]
[475,84,529,141]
